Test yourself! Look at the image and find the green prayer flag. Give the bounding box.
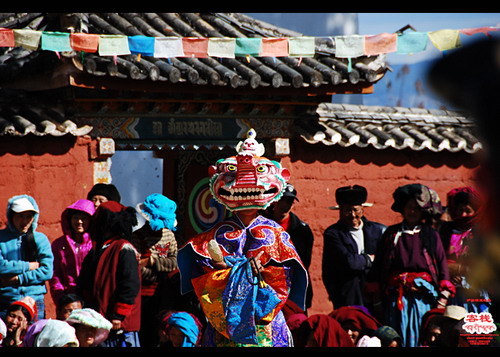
[235,38,261,56]
[41,32,72,52]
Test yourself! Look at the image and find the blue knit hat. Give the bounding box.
[138,193,177,231]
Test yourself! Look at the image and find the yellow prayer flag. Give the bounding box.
[428,29,461,51]
[13,29,41,50]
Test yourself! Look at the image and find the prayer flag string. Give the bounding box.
[0,25,498,60]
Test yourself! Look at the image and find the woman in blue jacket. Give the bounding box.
[0,195,54,321]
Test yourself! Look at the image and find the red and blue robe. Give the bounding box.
[178,215,308,346]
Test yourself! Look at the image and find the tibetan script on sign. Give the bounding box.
[167,118,223,138]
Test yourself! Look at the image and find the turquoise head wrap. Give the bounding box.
[140,193,177,231]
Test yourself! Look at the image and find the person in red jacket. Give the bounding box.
[77,201,141,347]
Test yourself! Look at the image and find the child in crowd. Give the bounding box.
[66,308,112,347]
[0,297,37,347]
[56,294,84,321]
[329,306,381,346]
[22,319,79,347]
[158,311,202,347]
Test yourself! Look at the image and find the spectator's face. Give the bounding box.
[90,195,108,209]
[450,203,476,220]
[75,325,98,347]
[5,309,27,333]
[402,199,423,226]
[426,326,441,346]
[344,327,360,344]
[167,326,186,347]
[339,205,364,229]
[387,339,400,347]
[269,197,295,221]
[11,211,35,234]
[70,212,91,234]
[57,301,83,321]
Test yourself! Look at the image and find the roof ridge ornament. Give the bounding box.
[235,128,265,156]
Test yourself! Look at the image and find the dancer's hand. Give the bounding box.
[212,260,228,270]
[250,251,264,277]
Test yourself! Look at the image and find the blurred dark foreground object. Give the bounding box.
[428,38,500,333]
[428,37,500,164]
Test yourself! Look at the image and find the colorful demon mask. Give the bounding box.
[209,129,290,211]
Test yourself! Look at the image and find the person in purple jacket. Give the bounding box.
[370,184,455,347]
[49,199,95,305]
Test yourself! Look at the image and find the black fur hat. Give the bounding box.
[87,183,121,203]
[329,185,373,209]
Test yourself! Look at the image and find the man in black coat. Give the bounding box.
[263,183,314,310]
[322,185,386,310]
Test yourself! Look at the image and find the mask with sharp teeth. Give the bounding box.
[208,129,290,211]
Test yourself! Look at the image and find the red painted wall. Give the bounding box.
[0,135,95,318]
[1,135,479,320]
[280,141,481,315]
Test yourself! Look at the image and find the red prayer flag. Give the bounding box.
[70,33,100,53]
[260,38,288,57]
[364,33,397,56]
[460,27,499,37]
[182,37,208,58]
[0,28,15,47]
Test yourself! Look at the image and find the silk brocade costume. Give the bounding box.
[179,215,307,346]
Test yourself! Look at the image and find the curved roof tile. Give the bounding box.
[297,103,482,153]
[0,104,92,137]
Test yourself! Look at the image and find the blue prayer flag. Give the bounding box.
[128,35,155,56]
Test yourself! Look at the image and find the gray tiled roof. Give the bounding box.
[0,13,389,90]
[0,104,92,136]
[296,103,482,153]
